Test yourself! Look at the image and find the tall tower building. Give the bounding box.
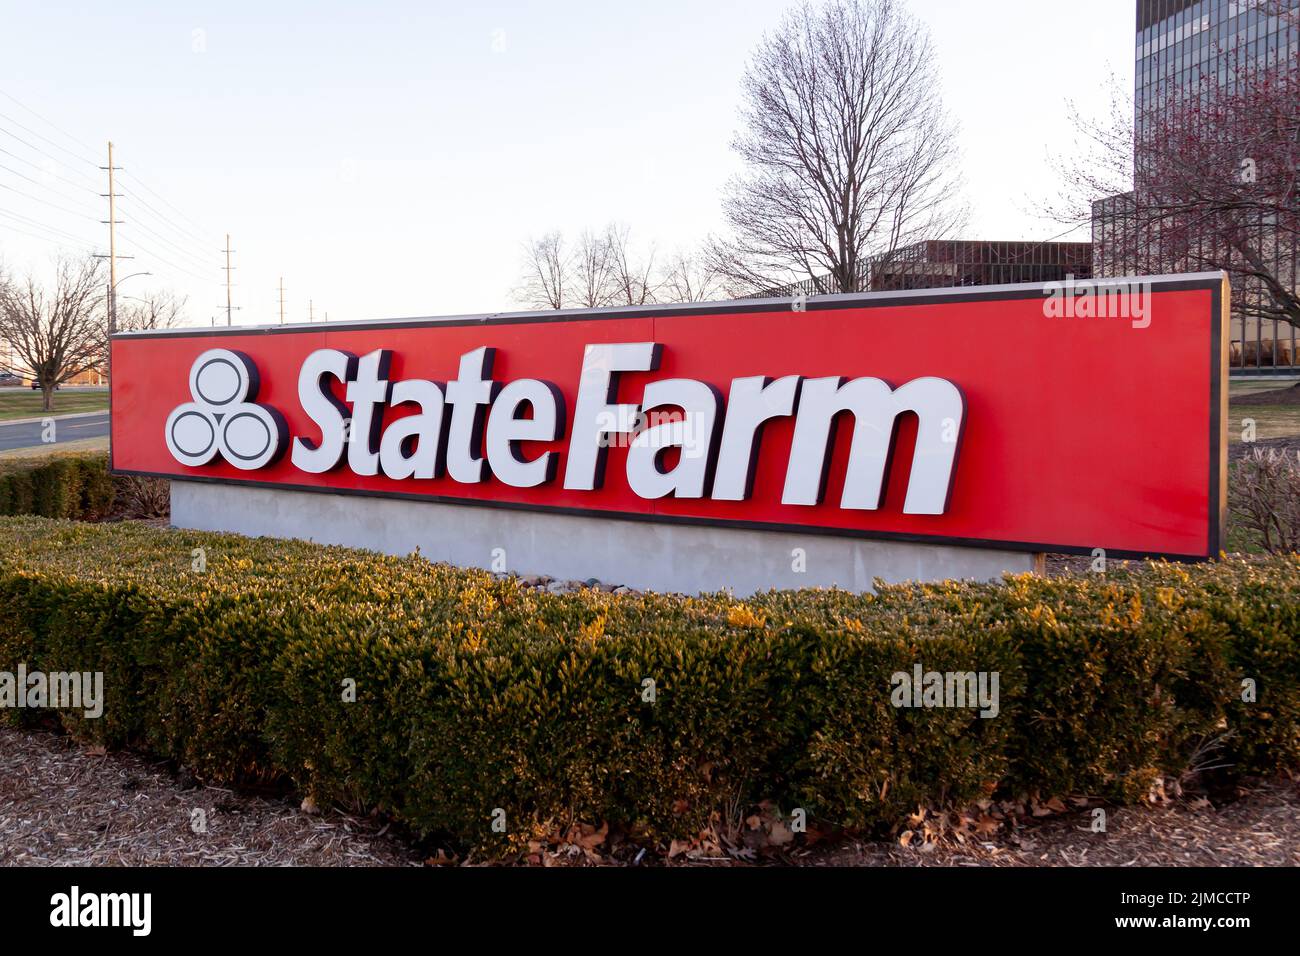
[1096,0,1299,371]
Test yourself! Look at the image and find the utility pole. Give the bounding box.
[96,142,131,333]
[309,299,314,323]
[222,234,235,326]
[278,276,286,324]
[107,143,117,329]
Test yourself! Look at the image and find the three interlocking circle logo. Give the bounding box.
[164,349,287,470]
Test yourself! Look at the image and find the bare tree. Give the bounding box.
[571,228,616,308]
[515,224,666,309]
[661,248,728,304]
[604,223,660,306]
[514,232,569,310]
[93,289,190,371]
[717,0,965,294]
[1045,72,1133,226]
[1051,30,1300,331]
[0,254,105,411]
[117,289,188,333]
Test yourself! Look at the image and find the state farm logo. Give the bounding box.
[164,349,287,470]
[160,341,964,516]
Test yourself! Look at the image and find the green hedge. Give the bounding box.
[1,515,1297,853]
[0,454,114,520]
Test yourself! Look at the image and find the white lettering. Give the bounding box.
[291,349,353,473]
[445,347,500,484]
[563,342,660,491]
[783,376,964,515]
[485,378,564,488]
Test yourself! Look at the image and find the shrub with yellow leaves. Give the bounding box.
[0,515,1296,854]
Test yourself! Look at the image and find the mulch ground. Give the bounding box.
[805,778,1300,867]
[2,727,1297,867]
[0,727,421,866]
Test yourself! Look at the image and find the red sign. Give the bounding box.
[110,275,1228,560]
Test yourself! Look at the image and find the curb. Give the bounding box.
[0,411,110,427]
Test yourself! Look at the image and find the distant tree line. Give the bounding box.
[515,223,730,310]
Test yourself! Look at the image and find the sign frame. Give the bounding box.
[109,272,1229,563]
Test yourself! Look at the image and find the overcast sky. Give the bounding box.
[0,0,1135,325]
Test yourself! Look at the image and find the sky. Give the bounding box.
[0,0,1135,326]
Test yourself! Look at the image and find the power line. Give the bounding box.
[0,207,100,247]
[0,122,102,191]
[96,143,219,325]
[0,88,99,157]
[0,208,97,246]
[0,90,218,259]
[105,149,220,287]
[0,210,98,252]
[0,109,98,168]
[0,179,99,220]
[117,227,220,284]
[118,238,216,285]
[117,186,216,259]
[118,170,217,247]
[0,143,100,195]
[0,219,75,248]
[0,90,228,315]
[116,203,220,272]
[0,161,100,215]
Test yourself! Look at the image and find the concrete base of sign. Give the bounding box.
[170,480,1039,595]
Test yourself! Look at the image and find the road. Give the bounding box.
[0,413,110,452]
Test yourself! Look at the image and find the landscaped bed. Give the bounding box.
[1,514,1297,858]
[4,725,1297,865]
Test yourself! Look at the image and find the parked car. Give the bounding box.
[30,379,61,390]
[0,371,22,386]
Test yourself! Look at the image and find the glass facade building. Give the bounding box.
[745,240,1093,301]
[1097,0,1300,371]
[1136,0,1295,133]
[862,240,1093,293]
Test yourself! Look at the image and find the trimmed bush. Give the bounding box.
[0,515,1296,853]
[0,467,35,516]
[0,453,116,520]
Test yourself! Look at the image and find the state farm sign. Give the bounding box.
[111,275,1228,560]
